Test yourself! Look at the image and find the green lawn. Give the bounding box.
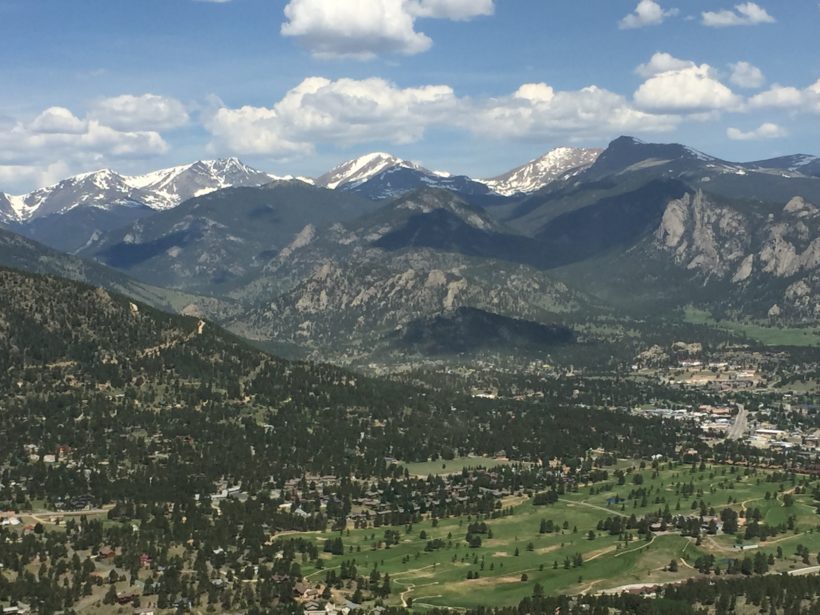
[291,462,820,609]
[684,307,820,347]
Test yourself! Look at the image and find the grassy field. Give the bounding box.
[399,456,516,477]
[293,461,820,609]
[684,307,820,347]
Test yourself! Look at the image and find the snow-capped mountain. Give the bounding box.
[10,169,146,222]
[316,153,424,190]
[740,154,820,178]
[1,158,283,223]
[0,192,31,224]
[482,147,603,196]
[128,158,281,210]
[316,153,500,201]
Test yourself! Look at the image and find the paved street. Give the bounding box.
[726,404,748,440]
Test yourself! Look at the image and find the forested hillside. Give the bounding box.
[0,267,700,612]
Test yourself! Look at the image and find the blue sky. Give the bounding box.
[0,0,818,192]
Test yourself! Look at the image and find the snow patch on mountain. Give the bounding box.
[482,147,603,196]
[1,193,36,221]
[317,153,423,190]
[682,146,717,163]
[790,155,819,170]
[1,158,284,222]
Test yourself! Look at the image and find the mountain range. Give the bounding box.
[0,136,817,366]
[0,147,604,247]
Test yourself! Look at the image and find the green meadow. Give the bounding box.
[294,462,820,609]
[683,307,820,347]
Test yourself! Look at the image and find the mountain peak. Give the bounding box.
[200,156,248,172]
[3,158,279,221]
[586,136,727,179]
[316,152,421,190]
[602,136,715,161]
[609,135,645,147]
[483,146,603,196]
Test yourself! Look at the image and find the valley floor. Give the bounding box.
[288,461,820,610]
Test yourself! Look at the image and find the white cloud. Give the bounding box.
[748,80,820,113]
[205,76,458,156]
[0,103,170,191]
[280,0,493,59]
[634,62,741,113]
[204,76,683,157]
[205,105,307,157]
[0,161,72,193]
[702,2,775,27]
[90,94,189,131]
[406,0,494,20]
[748,85,804,109]
[635,52,695,78]
[729,61,765,89]
[29,107,88,134]
[727,122,786,140]
[619,0,678,29]
[513,83,556,104]
[0,120,168,166]
[468,83,681,140]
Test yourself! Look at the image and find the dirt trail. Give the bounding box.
[614,534,658,558]
[585,545,618,562]
[778,486,797,507]
[392,575,439,608]
[24,504,115,525]
[138,320,207,357]
[577,580,602,595]
[559,499,629,518]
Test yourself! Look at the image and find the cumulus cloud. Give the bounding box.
[90,94,189,131]
[619,0,678,29]
[729,61,765,89]
[469,83,680,140]
[634,61,741,113]
[0,161,72,193]
[205,77,458,156]
[635,52,695,78]
[727,122,786,140]
[29,107,88,134]
[0,120,168,167]
[280,0,493,59]
[0,101,172,191]
[702,2,775,27]
[203,76,683,157]
[747,80,820,113]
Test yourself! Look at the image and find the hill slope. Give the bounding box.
[0,226,229,318]
[86,181,379,292]
[391,306,575,355]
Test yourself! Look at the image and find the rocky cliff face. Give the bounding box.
[654,191,819,319]
[655,190,750,277]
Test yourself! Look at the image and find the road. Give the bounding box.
[598,564,820,596]
[789,565,820,576]
[726,404,748,440]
